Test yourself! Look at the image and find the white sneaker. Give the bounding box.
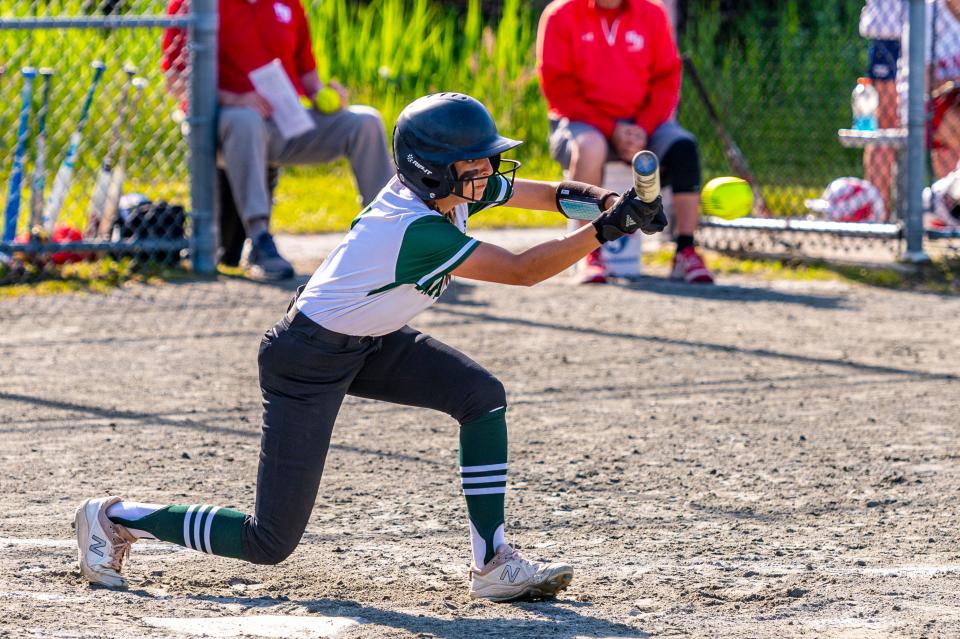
[469,544,574,602]
[75,496,137,588]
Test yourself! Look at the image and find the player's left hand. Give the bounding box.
[592,188,667,243]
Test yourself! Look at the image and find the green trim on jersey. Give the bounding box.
[393,216,479,296]
[467,174,513,216]
[349,204,374,230]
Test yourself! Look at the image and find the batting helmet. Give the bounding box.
[393,93,522,201]
[805,177,885,222]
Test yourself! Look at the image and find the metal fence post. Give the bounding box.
[903,0,930,263]
[189,0,218,274]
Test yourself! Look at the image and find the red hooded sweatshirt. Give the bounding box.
[536,0,681,139]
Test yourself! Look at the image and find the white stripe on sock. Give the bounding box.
[463,487,507,496]
[193,505,209,553]
[203,506,220,555]
[487,406,505,413]
[460,463,508,473]
[461,474,507,484]
[182,505,197,550]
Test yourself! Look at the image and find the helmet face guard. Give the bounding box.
[451,157,522,204]
[393,93,523,202]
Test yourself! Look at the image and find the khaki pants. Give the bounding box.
[218,105,395,223]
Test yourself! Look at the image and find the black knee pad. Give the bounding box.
[661,137,701,194]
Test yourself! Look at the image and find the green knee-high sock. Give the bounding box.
[109,504,247,560]
[460,407,508,567]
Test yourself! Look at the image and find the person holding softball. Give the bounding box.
[74,93,666,602]
[161,0,394,281]
[536,0,714,284]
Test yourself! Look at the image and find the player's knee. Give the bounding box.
[247,540,297,565]
[349,105,386,136]
[662,137,701,194]
[570,129,608,165]
[220,107,268,140]
[458,374,507,424]
[244,528,300,565]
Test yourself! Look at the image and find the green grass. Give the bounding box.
[1,0,872,236]
[271,159,566,233]
[0,257,191,297]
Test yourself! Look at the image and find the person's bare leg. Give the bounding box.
[566,129,611,282]
[672,192,699,237]
[933,106,960,179]
[567,129,607,195]
[865,79,897,215]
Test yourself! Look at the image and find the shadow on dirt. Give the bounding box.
[428,306,958,383]
[168,593,650,639]
[620,276,848,308]
[0,391,447,469]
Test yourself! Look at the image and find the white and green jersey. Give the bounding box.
[297,175,512,336]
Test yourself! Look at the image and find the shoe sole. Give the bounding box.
[74,499,126,589]
[246,267,295,282]
[473,567,574,603]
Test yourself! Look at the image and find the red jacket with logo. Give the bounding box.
[536,0,681,138]
[162,0,317,95]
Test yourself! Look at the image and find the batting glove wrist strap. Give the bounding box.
[556,181,616,220]
[592,189,668,243]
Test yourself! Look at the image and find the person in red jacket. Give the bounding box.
[537,0,714,284]
[162,0,394,281]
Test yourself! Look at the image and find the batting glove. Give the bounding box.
[592,188,668,243]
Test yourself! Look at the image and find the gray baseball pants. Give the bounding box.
[218,105,395,223]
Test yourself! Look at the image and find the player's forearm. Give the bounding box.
[512,225,600,285]
[508,179,561,212]
[300,71,321,100]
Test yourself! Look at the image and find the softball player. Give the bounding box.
[75,93,665,602]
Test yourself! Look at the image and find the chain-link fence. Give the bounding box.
[3,0,959,287]
[677,0,960,259]
[0,0,216,284]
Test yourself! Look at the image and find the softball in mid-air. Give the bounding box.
[701,176,754,220]
[315,87,342,114]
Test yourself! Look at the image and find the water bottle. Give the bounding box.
[852,77,879,131]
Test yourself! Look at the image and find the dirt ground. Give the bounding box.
[1,233,959,638]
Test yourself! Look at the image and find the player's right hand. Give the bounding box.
[226,91,273,118]
[612,122,647,162]
[592,188,667,243]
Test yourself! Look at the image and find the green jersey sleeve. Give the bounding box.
[467,174,513,216]
[396,216,480,291]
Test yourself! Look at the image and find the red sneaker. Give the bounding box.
[578,248,607,284]
[670,246,715,284]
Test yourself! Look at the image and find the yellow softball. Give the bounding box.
[701,177,754,220]
[315,87,342,114]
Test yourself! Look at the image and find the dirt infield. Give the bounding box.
[1,242,959,638]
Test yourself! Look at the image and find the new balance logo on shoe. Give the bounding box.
[500,565,521,583]
[89,534,106,558]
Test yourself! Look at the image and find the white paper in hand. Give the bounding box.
[248,59,315,140]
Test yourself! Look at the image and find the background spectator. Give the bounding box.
[161,0,394,280]
[536,0,714,284]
